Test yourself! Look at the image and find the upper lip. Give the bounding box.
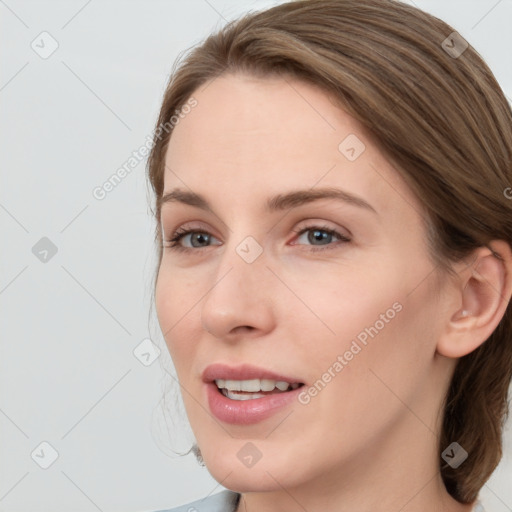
[202,363,304,384]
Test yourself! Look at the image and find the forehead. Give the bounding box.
[168,73,350,166]
[163,73,419,219]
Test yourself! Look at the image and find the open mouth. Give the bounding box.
[215,378,305,401]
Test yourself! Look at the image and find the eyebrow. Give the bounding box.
[158,187,378,215]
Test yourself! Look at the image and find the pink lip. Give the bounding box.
[205,382,303,425]
[202,363,305,425]
[202,363,302,384]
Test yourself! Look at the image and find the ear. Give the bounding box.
[436,240,512,358]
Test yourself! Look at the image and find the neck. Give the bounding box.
[234,414,476,512]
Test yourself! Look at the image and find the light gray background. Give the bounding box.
[1,1,511,511]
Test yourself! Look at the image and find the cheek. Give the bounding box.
[294,301,436,451]
[326,278,440,427]
[287,258,401,346]
[154,267,198,368]
[289,252,438,390]
[155,263,201,325]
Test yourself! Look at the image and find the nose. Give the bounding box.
[200,238,276,341]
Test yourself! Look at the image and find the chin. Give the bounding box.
[207,464,291,493]
[201,444,301,492]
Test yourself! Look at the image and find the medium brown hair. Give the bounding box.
[146,0,512,503]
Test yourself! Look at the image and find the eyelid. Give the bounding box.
[161,219,215,240]
[291,220,351,240]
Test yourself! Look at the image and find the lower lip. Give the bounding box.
[205,382,303,425]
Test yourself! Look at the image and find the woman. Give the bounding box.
[146,0,512,510]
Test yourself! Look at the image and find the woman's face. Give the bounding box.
[155,73,455,493]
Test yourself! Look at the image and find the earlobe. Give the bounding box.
[436,240,512,359]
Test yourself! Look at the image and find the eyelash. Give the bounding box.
[163,224,351,253]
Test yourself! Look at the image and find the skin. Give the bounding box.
[155,73,512,512]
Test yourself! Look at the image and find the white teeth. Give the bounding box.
[260,379,275,392]
[232,379,260,392]
[222,389,266,401]
[214,378,299,392]
[275,381,290,391]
